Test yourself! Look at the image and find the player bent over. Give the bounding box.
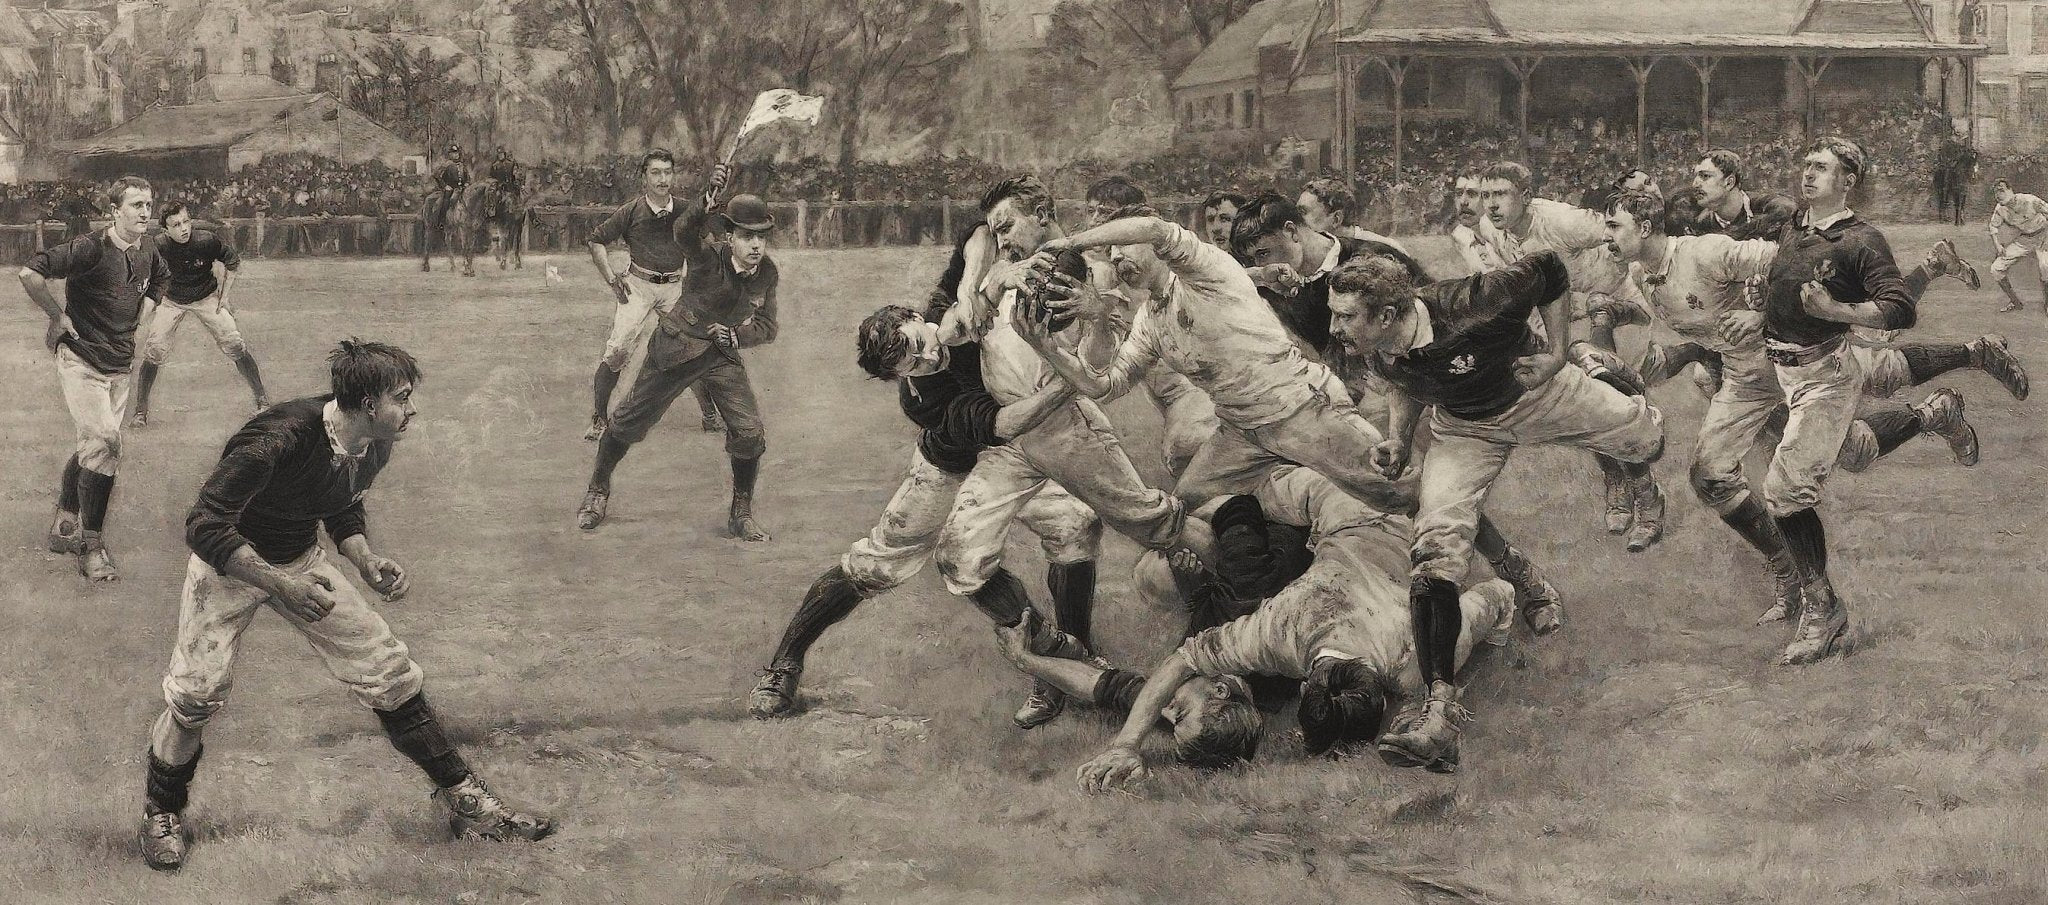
[578,178,779,541]
[750,264,1103,728]
[1987,179,2048,313]
[133,201,269,425]
[139,340,552,872]
[1327,252,1666,768]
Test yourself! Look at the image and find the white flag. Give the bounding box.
[736,89,826,144]
[545,262,563,287]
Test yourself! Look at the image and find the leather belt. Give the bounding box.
[629,264,683,284]
[1764,335,1843,367]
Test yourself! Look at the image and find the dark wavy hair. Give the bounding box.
[330,338,421,411]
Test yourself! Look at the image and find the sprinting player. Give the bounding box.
[1689,149,1801,242]
[1296,177,1408,253]
[1200,191,1249,247]
[1064,469,1519,788]
[582,151,728,442]
[1325,251,1666,768]
[1476,161,1651,353]
[133,201,268,426]
[18,174,169,582]
[749,242,1103,729]
[578,174,780,542]
[138,340,553,872]
[1713,138,1916,664]
[1601,191,2006,624]
[1988,179,2048,313]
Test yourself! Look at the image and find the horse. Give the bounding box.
[479,180,529,271]
[419,182,489,277]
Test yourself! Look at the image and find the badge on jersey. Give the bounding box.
[1449,354,1476,375]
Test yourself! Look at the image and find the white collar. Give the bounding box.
[1802,207,1854,231]
[1406,296,1434,351]
[106,226,138,251]
[1304,231,1343,281]
[730,253,759,277]
[644,195,675,216]
[323,400,370,460]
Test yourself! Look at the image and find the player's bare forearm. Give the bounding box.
[1387,388,1423,450]
[222,545,298,598]
[1043,346,1130,402]
[336,534,378,571]
[217,268,239,307]
[1054,217,1173,254]
[586,242,617,284]
[1539,298,1570,359]
[16,269,62,320]
[994,380,1076,440]
[955,226,995,316]
[1011,648,1112,700]
[1816,299,1894,330]
[1104,653,1198,751]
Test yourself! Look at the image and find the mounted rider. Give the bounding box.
[486,148,519,221]
[429,145,470,231]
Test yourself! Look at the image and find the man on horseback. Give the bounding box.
[487,148,519,221]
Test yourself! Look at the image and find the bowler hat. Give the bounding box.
[717,194,776,232]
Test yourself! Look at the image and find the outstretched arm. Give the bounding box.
[1077,652,1198,792]
[993,379,1076,439]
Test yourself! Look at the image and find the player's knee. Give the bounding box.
[218,335,248,358]
[1409,535,1468,584]
[1762,475,1823,518]
[79,433,120,471]
[1689,460,1745,512]
[934,541,992,597]
[600,345,631,371]
[1037,512,1103,565]
[839,555,908,596]
[725,427,766,460]
[348,657,425,712]
[163,682,226,730]
[142,339,173,365]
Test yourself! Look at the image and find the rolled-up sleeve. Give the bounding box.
[1461,250,1570,324]
[584,204,629,246]
[944,390,1006,447]
[323,500,368,547]
[1178,603,1294,678]
[25,236,86,279]
[217,236,242,271]
[185,432,287,574]
[1855,236,1916,331]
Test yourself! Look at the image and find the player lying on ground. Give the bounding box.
[133,200,269,425]
[1058,472,1518,789]
[1325,251,1667,769]
[139,340,552,873]
[19,174,169,582]
[749,236,1104,729]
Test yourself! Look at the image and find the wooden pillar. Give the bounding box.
[1964,56,1976,143]
[940,199,952,244]
[1686,56,1720,147]
[1624,56,1659,167]
[1506,56,1543,158]
[1338,56,1361,190]
[795,199,809,249]
[1374,56,1411,219]
[1793,55,1833,139]
[33,218,44,252]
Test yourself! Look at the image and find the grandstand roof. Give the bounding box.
[1175,0,1981,91]
[56,95,337,156]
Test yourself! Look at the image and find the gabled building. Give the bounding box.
[1174,0,1985,172]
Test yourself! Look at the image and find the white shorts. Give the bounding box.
[143,294,245,364]
[56,346,131,475]
[603,273,683,368]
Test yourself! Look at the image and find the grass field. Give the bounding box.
[0,225,2043,905]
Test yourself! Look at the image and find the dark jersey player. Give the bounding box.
[749,229,1104,729]
[137,340,552,872]
[133,201,269,425]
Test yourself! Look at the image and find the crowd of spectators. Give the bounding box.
[0,101,2025,234]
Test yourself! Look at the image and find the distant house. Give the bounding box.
[0,111,25,183]
[53,92,414,178]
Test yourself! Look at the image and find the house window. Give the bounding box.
[1223,92,1234,124]
[2034,6,2048,53]
[1980,80,2010,112]
[2025,78,2048,131]
[1986,3,2008,54]
[193,47,208,72]
[1242,89,1256,128]
[243,48,257,71]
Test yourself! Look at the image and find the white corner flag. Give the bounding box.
[735,89,826,146]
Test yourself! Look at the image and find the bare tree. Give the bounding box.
[824,0,965,195]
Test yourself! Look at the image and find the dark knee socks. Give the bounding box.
[1048,561,1096,646]
[1901,343,1972,386]
[1720,496,1791,561]
[592,365,622,419]
[969,568,1031,628]
[135,362,161,412]
[772,567,868,666]
[233,353,267,399]
[375,693,472,789]
[1409,576,1462,686]
[1774,507,1828,584]
[78,469,115,533]
[732,456,760,499]
[145,745,203,814]
[1860,408,1923,456]
[590,434,631,491]
[58,454,81,513]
